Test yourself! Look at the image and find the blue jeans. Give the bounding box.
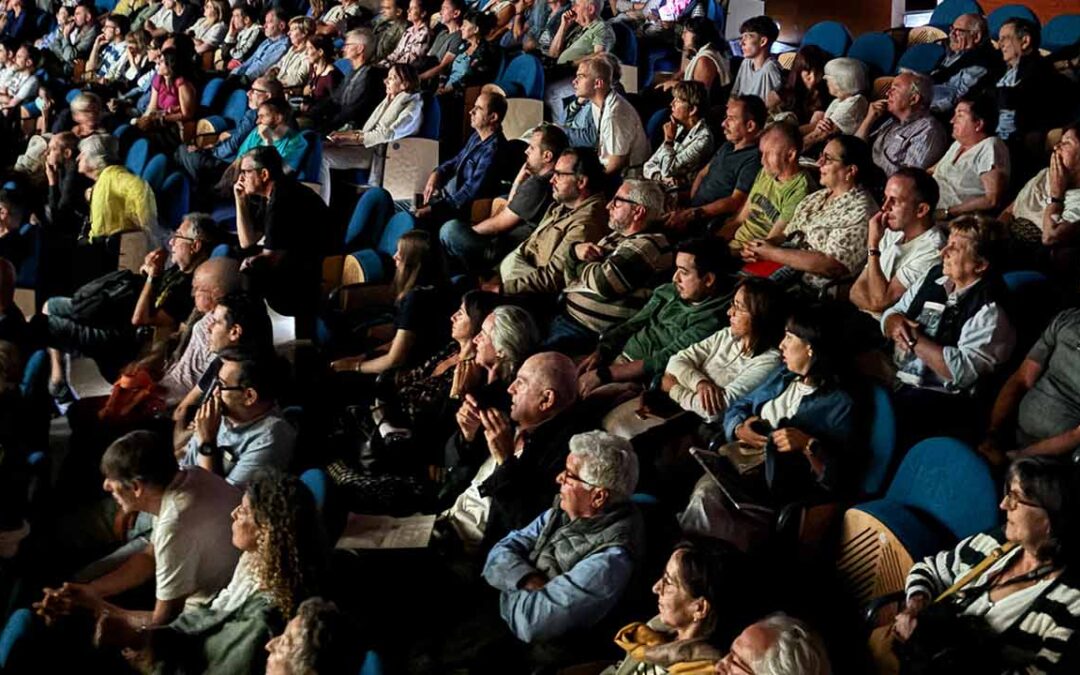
[541,313,599,354]
[439,219,534,276]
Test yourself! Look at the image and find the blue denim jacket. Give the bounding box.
[723,365,857,493]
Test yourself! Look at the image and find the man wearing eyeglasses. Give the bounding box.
[181,345,295,488]
[929,13,1001,116]
[856,71,948,177]
[306,28,378,134]
[481,430,642,651]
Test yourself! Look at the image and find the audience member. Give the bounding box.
[729,15,782,101]
[372,0,407,64]
[644,81,715,191]
[803,57,868,149]
[741,134,878,294]
[188,0,228,55]
[549,0,613,66]
[666,95,766,233]
[544,178,673,353]
[766,44,832,134]
[0,257,26,351]
[994,17,1071,151]
[716,614,831,675]
[441,123,567,276]
[307,28,379,134]
[930,12,1001,116]
[146,0,197,38]
[849,168,946,316]
[655,17,730,100]
[719,122,812,249]
[0,191,30,272]
[575,54,650,176]
[856,71,949,176]
[419,0,464,83]
[231,9,290,83]
[379,0,429,67]
[264,597,363,675]
[77,134,158,243]
[48,2,98,68]
[85,13,130,84]
[234,99,308,173]
[932,94,1009,218]
[272,16,314,89]
[220,4,263,66]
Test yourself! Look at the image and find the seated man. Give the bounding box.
[931,94,1009,220]
[182,346,294,487]
[643,81,715,192]
[443,352,589,550]
[418,90,508,228]
[232,98,308,174]
[229,8,289,84]
[882,216,1014,443]
[233,146,332,316]
[173,76,284,193]
[979,307,1080,465]
[34,430,240,636]
[716,614,831,675]
[48,2,98,69]
[1001,122,1080,273]
[40,212,221,399]
[543,179,674,354]
[577,237,734,399]
[856,71,949,177]
[306,28,379,134]
[265,597,362,674]
[482,430,642,645]
[718,122,812,250]
[929,12,1002,116]
[497,147,608,297]
[172,291,273,447]
[574,55,650,177]
[145,0,197,37]
[666,95,766,234]
[849,168,946,317]
[544,0,614,122]
[155,257,244,407]
[440,124,568,276]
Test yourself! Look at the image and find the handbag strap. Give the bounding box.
[934,541,1019,604]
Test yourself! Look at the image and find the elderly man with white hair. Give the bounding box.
[482,429,643,644]
[930,12,1001,116]
[856,71,949,177]
[715,613,831,675]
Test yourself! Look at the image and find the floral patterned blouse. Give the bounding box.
[784,185,879,289]
[379,22,431,67]
[393,342,480,426]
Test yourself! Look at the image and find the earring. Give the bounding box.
[808,349,814,358]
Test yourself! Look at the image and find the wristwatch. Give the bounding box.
[804,438,820,458]
[867,248,881,257]
[197,441,217,457]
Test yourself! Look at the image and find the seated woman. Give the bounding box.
[369,289,501,446]
[601,539,752,675]
[319,63,424,204]
[603,278,785,439]
[765,45,832,136]
[435,11,497,96]
[329,230,453,376]
[802,57,868,152]
[271,16,314,91]
[378,0,430,68]
[653,17,732,102]
[104,29,155,115]
[679,304,857,552]
[119,471,326,674]
[187,0,228,56]
[741,134,878,296]
[135,47,197,151]
[875,457,1080,675]
[301,36,342,113]
[931,94,1010,221]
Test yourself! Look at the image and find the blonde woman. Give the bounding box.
[188,0,229,54]
[270,16,314,89]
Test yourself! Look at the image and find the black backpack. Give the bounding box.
[68,270,144,327]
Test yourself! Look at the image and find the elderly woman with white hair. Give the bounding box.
[77,134,159,244]
[803,57,869,151]
[483,429,644,645]
[715,613,831,675]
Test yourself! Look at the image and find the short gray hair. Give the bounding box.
[490,305,539,381]
[569,431,638,503]
[345,28,374,53]
[960,12,988,42]
[621,179,665,224]
[78,135,119,171]
[753,614,831,675]
[900,72,933,111]
[71,92,102,114]
[823,58,867,97]
[182,212,216,240]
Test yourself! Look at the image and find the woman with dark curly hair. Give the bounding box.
[766,44,833,135]
[124,470,327,674]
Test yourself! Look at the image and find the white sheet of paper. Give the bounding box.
[335,513,437,550]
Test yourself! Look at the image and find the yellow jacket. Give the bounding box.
[89,165,158,241]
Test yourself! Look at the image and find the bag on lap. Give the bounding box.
[69,270,144,326]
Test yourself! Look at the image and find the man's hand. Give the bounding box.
[455,394,483,442]
[885,314,920,354]
[665,208,696,231]
[422,172,439,204]
[479,408,514,464]
[577,351,602,376]
[232,173,246,200]
[578,369,603,398]
[662,119,677,143]
[867,209,887,250]
[193,392,222,446]
[660,372,677,393]
[330,355,365,372]
[574,242,604,262]
[976,435,1010,468]
[519,572,548,591]
[864,99,888,125]
[140,248,167,279]
[34,582,104,624]
[94,33,108,48]
[695,380,724,417]
[1048,151,1068,199]
[414,205,432,219]
[560,8,575,28]
[892,594,929,643]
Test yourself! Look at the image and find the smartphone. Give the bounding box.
[748,419,772,436]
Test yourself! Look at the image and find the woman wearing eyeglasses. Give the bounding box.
[873,457,1080,674]
[740,134,879,297]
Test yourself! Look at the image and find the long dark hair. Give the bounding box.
[461,289,501,339]
[736,277,786,357]
[777,44,831,123]
[785,303,845,387]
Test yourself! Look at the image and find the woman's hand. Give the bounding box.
[662,119,677,144]
[735,416,768,448]
[330,355,365,373]
[771,427,812,454]
[1048,151,1068,200]
[696,380,724,417]
[892,594,929,643]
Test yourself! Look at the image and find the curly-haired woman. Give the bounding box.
[125,470,327,674]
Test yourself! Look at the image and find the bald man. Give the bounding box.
[930,12,1002,115]
[442,352,593,550]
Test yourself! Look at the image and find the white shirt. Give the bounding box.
[824,94,869,135]
[879,225,947,293]
[1011,168,1080,226]
[594,90,651,174]
[441,456,498,548]
[933,137,1010,210]
[760,379,818,428]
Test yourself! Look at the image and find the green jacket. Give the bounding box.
[152,592,284,675]
[599,282,732,379]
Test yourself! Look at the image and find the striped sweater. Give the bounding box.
[905,528,1080,674]
[562,230,674,334]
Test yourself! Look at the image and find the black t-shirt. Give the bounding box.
[154,265,195,325]
[252,178,335,258]
[507,172,555,228]
[395,285,452,363]
[691,142,763,208]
